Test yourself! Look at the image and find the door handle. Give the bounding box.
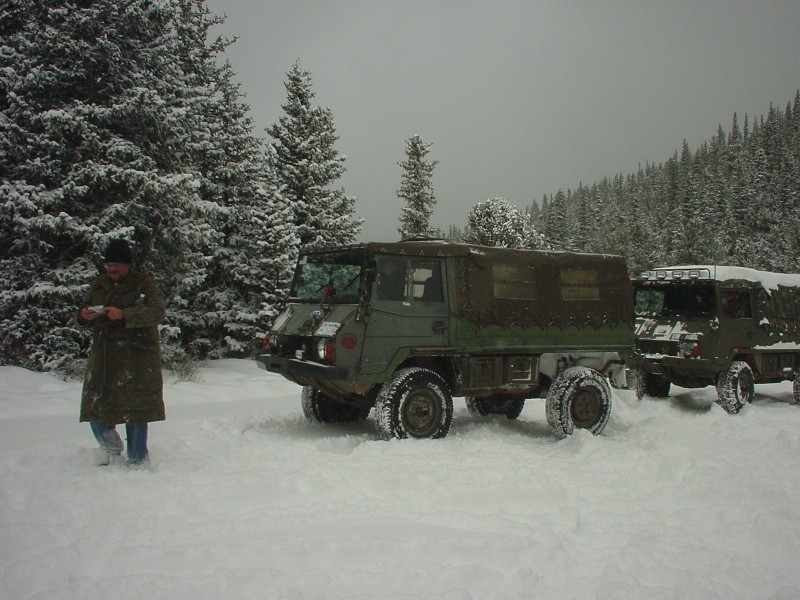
[432,321,446,333]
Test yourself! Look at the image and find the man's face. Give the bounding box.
[105,262,131,282]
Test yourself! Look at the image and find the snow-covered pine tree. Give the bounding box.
[782,95,800,271]
[536,194,550,241]
[188,141,299,358]
[267,62,361,251]
[733,113,792,272]
[544,190,569,250]
[669,140,707,264]
[445,225,464,241]
[167,0,299,358]
[625,165,666,272]
[463,197,545,249]
[525,201,541,230]
[397,135,438,240]
[0,0,244,371]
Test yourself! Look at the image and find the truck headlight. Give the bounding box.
[316,339,334,362]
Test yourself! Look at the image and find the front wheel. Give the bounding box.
[635,369,671,399]
[715,361,754,414]
[375,368,453,440]
[546,367,612,438]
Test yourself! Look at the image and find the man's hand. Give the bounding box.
[79,307,101,322]
[103,306,125,321]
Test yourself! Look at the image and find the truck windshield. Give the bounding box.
[288,249,366,304]
[635,283,716,318]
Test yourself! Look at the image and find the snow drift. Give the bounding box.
[1,359,799,599]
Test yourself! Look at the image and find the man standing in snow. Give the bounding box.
[76,239,166,466]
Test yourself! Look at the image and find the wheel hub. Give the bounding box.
[571,388,600,428]
[403,391,439,436]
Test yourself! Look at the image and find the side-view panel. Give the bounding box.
[359,255,448,377]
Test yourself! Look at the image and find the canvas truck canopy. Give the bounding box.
[362,240,632,329]
[450,246,631,329]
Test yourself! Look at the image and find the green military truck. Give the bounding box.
[631,265,800,413]
[256,240,634,439]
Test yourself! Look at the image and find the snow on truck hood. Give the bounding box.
[636,318,693,340]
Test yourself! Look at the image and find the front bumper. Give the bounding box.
[255,354,346,382]
[631,352,717,375]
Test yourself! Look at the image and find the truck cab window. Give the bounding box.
[413,260,443,302]
[376,256,444,303]
[376,256,406,301]
[634,284,715,318]
[720,290,752,319]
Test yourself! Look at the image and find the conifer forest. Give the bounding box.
[1,0,798,373]
[532,100,800,275]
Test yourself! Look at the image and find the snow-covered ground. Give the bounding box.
[2,359,799,600]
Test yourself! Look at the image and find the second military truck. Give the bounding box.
[257,239,634,439]
[631,265,800,413]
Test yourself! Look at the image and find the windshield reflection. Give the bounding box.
[289,249,366,304]
[635,284,716,318]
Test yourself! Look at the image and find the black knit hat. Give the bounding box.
[104,239,134,264]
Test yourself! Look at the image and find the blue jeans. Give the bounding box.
[90,421,149,463]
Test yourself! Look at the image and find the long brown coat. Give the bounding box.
[77,270,166,425]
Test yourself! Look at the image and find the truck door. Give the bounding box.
[718,288,756,354]
[359,255,448,376]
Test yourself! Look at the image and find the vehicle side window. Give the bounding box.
[411,260,443,302]
[720,290,752,319]
[375,256,445,303]
[756,289,771,322]
[492,265,536,300]
[561,268,599,301]
[775,287,797,319]
[376,256,406,301]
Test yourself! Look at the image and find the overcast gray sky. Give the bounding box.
[204,0,800,242]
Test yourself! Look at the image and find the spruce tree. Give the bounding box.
[1,0,210,370]
[0,0,292,369]
[544,190,568,249]
[167,0,299,358]
[397,135,438,240]
[267,62,361,251]
[463,197,545,249]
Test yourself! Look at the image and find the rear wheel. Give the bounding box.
[715,361,754,414]
[301,386,371,423]
[635,369,671,399]
[546,367,612,438]
[465,395,525,419]
[375,368,453,440]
